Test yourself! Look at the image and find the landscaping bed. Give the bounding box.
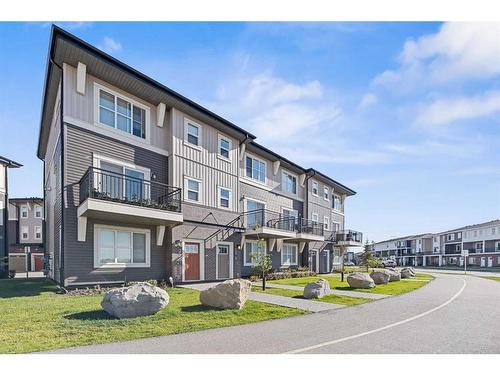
[0,279,304,354]
[269,273,433,295]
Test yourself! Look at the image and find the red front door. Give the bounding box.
[34,255,44,271]
[184,243,200,281]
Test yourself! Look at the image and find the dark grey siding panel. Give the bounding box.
[63,125,169,285]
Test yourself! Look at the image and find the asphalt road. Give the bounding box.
[51,272,500,354]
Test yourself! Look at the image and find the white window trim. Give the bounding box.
[21,226,29,240]
[217,186,232,210]
[217,133,232,161]
[34,205,42,218]
[184,118,202,150]
[244,152,267,185]
[93,224,151,268]
[281,169,298,195]
[244,239,267,266]
[93,82,151,142]
[324,216,330,231]
[323,186,329,201]
[34,226,42,240]
[184,176,203,204]
[281,243,298,266]
[312,213,319,224]
[93,154,151,180]
[332,193,342,212]
[20,205,29,219]
[311,180,319,197]
[181,239,205,282]
[215,241,234,280]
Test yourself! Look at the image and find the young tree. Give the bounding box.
[359,240,381,271]
[251,239,273,290]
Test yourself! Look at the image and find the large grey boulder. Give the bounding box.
[347,272,375,289]
[370,269,391,285]
[101,282,169,319]
[386,268,401,282]
[303,279,330,299]
[400,267,414,279]
[200,279,251,310]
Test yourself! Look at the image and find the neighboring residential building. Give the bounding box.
[0,156,22,277]
[7,198,45,273]
[37,26,363,287]
[373,220,500,268]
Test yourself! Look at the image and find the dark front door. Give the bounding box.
[184,243,200,281]
[217,244,230,279]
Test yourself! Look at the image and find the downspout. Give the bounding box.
[50,58,65,285]
[303,169,316,269]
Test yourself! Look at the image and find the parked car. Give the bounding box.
[382,259,397,268]
[344,261,356,266]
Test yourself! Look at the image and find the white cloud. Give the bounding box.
[98,37,122,54]
[358,93,377,109]
[373,22,500,90]
[415,91,500,126]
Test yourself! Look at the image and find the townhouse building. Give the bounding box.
[37,26,362,287]
[0,156,22,277]
[7,198,45,273]
[373,220,500,268]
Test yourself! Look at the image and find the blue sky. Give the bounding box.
[0,22,499,242]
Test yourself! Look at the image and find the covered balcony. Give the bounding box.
[77,167,183,244]
[295,218,325,242]
[242,209,297,239]
[329,230,363,247]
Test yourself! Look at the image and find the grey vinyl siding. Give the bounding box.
[240,182,297,214]
[306,178,345,230]
[171,108,239,211]
[62,124,169,285]
[63,64,170,152]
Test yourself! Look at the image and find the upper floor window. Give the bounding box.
[218,135,231,159]
[311,181,318,196]
[98,88,146,139]
[20,206,28,218]
[332,194,342,211]
[185,178,201,203]
[218,187,231,209]
[185,120,201,147]
[312,213,319,225]
[323,187,329,201]
[21,226,29,240]
[447,234,454,241]
[476,242,483,250]
[34,205,42,218]
[281,171,297,194]
[35,226,42,240]
[324,216,330,231]
[457,232,462,239]
[245,155,266,183]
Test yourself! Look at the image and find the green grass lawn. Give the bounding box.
[251,286,371,306]
[481,276,500,282]
[0,279,304,354]
[268,272,433,295]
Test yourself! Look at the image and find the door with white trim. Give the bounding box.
[488,257,493,267]
[216,243,233,279]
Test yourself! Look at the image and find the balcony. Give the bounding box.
[242,209,297,239]
[330,230,363,247]
[76,167,183,243]
[295,218,325,241]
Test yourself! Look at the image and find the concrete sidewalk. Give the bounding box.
[180,282,343,312]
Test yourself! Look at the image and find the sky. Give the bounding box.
[0,22,499,242]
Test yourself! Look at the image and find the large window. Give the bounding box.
[185,120,201,147]
[281,171,297,194]
[246,199,265,227]
[332,194,342,211]
[281,244,298,266]
[218,187,231,209]
[98,88,146,139]
[95,225,149,267]
[244,240,266,266]
[185,178,201,203]
[245,155,266,183]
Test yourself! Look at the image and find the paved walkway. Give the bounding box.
[180,282,343,312]
[262,282,390,300]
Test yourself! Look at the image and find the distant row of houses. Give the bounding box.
[372,219,500,268]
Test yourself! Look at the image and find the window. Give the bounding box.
[473,230,478,237]
[218,135,231,159]
[244,240,266,266]
[246,199,265,227]
[447,234,454,241]
[35,226,42,240]
[34,205,42,218]
[185,120,201,147]
[457,232,462,239]
[312,213,319,225]
[333,194,342,211]
[21,226,29,240]
[476,242,483,251]
[94,225,149,267]
[323,186,329,201]
[245,155,266,183]
[98,88,146,139]
[218,187,231,209]
[332,222,340,232]
[324,216,330,231]
[185,178,201,203]
[496,242,500,251]
[434,237,438,243]
[21,206,28,218]
[281,171,297,194]
[281,244,298,266]
[492,228,496,235]
[311,181,318,196]
[456,244,461,252]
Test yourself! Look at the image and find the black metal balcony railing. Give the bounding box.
[241,209,324,236]
[79,167,182,212]
[298,218,324,237]
[332,230,363,244]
